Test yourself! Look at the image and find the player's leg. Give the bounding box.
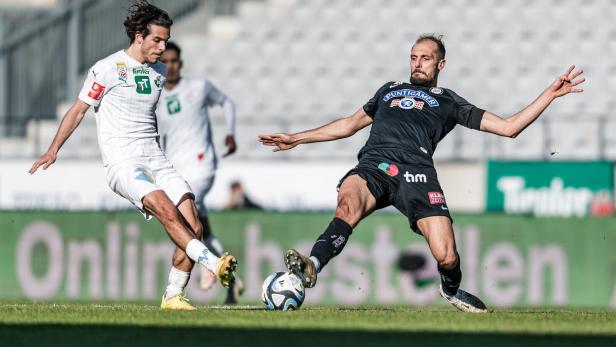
[160,195,201,309]
[142,191,201,310]
[417,216,461,295]
[142,191,236,286]
[286,174,377,288]
[417,216,486,313]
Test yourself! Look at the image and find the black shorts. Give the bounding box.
[338,158,452,234]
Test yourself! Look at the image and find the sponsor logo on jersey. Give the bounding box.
[429,87,443,94]
[404,171,427,183]
[428,192,446,205]
[165,94,181,114]
[87,82,105,100]
[132,67,150,75]
[390,97,424,110]
[382,89,439,107]
[389,81,405,88]
[378,162,399,177]
[116,62,128,83]
[135,76,151,94]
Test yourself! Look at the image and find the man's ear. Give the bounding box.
[134,31,144,44]
[438,59,446,71]
[180,59,184,69]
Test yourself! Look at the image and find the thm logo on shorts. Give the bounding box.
[428,192,446,205]
[404,171,427,183]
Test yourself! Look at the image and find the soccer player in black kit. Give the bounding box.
[259,35,585,312]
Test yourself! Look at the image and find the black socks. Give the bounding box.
[309,217,353,269]
[438,259,462,296]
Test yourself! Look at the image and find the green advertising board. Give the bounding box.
[486,161,614,217]
[1,211,615,308]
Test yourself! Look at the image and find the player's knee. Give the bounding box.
[335,202,360,227]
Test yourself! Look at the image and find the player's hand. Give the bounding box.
[548,65,585,99]
[29,151,57,174]
[222,135,237,158]
[258,133,298,152]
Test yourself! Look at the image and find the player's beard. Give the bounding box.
[410,73,435,87]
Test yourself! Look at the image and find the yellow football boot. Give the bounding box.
[160,292,196,311]
[216,252,238,288]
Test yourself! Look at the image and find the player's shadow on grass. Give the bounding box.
[1,325,614,347]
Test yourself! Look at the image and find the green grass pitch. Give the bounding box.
[1,303,614,347]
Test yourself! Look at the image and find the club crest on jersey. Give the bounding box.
[382,89,439,107]
[429,87,443,95]
[116,62,127,83]
[390,97,424,110]
[154,75,163,88]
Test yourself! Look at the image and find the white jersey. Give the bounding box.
[156,77,230,176]
[78,50,167,165]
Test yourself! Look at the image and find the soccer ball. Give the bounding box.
[261,271,305,311]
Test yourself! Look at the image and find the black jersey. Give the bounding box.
[359,81,485,167]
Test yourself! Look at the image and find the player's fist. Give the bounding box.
[223,135,237,158]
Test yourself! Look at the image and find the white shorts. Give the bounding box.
[105,157,193,219]
[183,173,215,217]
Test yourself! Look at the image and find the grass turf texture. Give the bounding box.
[1,304,614,347]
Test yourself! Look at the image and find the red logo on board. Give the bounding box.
[88,82,105,100]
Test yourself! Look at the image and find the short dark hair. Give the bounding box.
[415,34,446,60]
[124,0,173,43]
[165,41,181,57]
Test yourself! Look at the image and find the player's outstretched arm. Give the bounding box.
[480,65,585,138]
[258,107,373,152]
[29,100,90,174]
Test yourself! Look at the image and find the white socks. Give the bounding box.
[309,256,321,273]
[164,267,190,299]
[186,239,220,273]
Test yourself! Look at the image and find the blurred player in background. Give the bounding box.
[29,0,237,311]
[157,41,243,304]
[259,34,585,313]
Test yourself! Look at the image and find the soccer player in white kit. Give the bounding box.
[29,1,237,311]
[156,42,244,304]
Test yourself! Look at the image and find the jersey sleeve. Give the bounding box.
[362,82,392,118]
[204,80,228,106]
[78,62,109,107]
[448,89,485,130]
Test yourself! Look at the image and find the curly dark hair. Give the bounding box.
[123,0,173,43]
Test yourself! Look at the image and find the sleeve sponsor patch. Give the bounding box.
[87,82,105,100]
[428,192,446,205]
